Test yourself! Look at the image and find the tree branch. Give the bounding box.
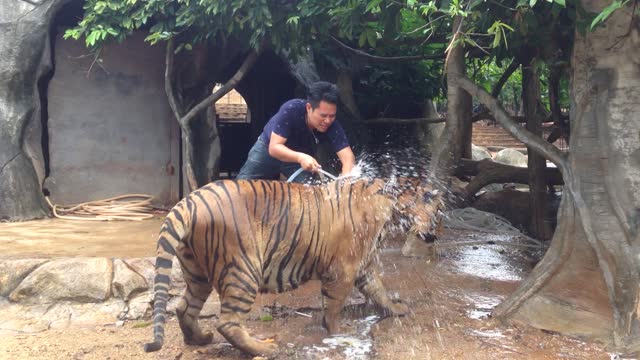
[454,75,569,173]
[329,35,444,63]
[491,58,520,98]
[362,116,445,124]
[456,158,563,198]
[179,50,259,128]
[165,38,182,121]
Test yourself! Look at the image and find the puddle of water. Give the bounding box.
[464,293,502,320]
[453,246,522,281]
[447,233,526,282]
[303,315,379,359]
[471,329,507,338]
[608,353,639,360]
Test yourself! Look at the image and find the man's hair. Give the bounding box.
[307,81,339,109]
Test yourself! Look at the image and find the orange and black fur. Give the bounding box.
[144,178,442,356]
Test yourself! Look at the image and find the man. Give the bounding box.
[236,81,355,182]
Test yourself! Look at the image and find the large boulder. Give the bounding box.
[0,259,48,297]
[471,144,492,161]
[0,0,71,220]
[123,291,153,320]
[471,189,561,236]
[494,148,528,167]
[9,257,113,304]
[472,189,531,232]
[125,257,156,285]
[0,299,125,334]
[111,259,148,300]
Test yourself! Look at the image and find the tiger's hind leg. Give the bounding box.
[176,259,214,346]
[355,270,409,317]
[216,275,278,356]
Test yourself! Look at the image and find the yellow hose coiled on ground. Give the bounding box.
[45,194,156,221]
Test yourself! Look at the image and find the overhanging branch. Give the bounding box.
[457,158,563,198]
[454,75,568,173]
[329,36,444,62]
[179,50,259,128]
[491,58,520,98]
[361,116,445,124]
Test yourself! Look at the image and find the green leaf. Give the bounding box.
[86,31,98,46]
[365,0,382,13]
[366,29,376,48]
[63,29,81,40]
[590,0,627,30]
[358,31,367,47]
[529,0,538,7]
[554,0,566,6]
[286,16,299,26]
[492,28,501,48]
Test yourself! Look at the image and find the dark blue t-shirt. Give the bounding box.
[259,99,350,155]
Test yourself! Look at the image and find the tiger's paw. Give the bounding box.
[252,341,279,357]
[322,316,341,335]
[184,331,213,346]
[386,301,409,317]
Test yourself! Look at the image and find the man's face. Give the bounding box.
[306,100,337,133]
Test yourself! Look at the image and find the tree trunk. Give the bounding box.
[522,59,551,240]
[548,66,562,129]
[205,104,221,182]
[336,69,362,121]
[430,17,472,181]
[165,39,258,192]
[470,2,640,352]
[417,100,444,157]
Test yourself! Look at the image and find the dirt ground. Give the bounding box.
[0,219,621,360]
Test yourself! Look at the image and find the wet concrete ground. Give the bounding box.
[0,217,163,258]
[0,219,619,359]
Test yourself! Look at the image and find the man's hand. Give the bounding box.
[297,153,321,172]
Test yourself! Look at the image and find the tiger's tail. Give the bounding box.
[144,207,190,352]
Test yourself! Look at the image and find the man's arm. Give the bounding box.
[268,132,320,172]
[336,146,356,176]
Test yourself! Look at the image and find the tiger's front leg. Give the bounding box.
[321,275,355,334]
[355,270,409,316]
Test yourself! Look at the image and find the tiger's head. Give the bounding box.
[382,177,445,242]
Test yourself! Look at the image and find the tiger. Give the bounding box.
[143,177,443,356]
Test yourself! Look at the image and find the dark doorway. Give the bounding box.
[218,51,297,177]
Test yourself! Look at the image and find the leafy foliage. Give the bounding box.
[589,0,630,30]
[356,61,444,118]
[64,0,626,118]
[65,0,315,56]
